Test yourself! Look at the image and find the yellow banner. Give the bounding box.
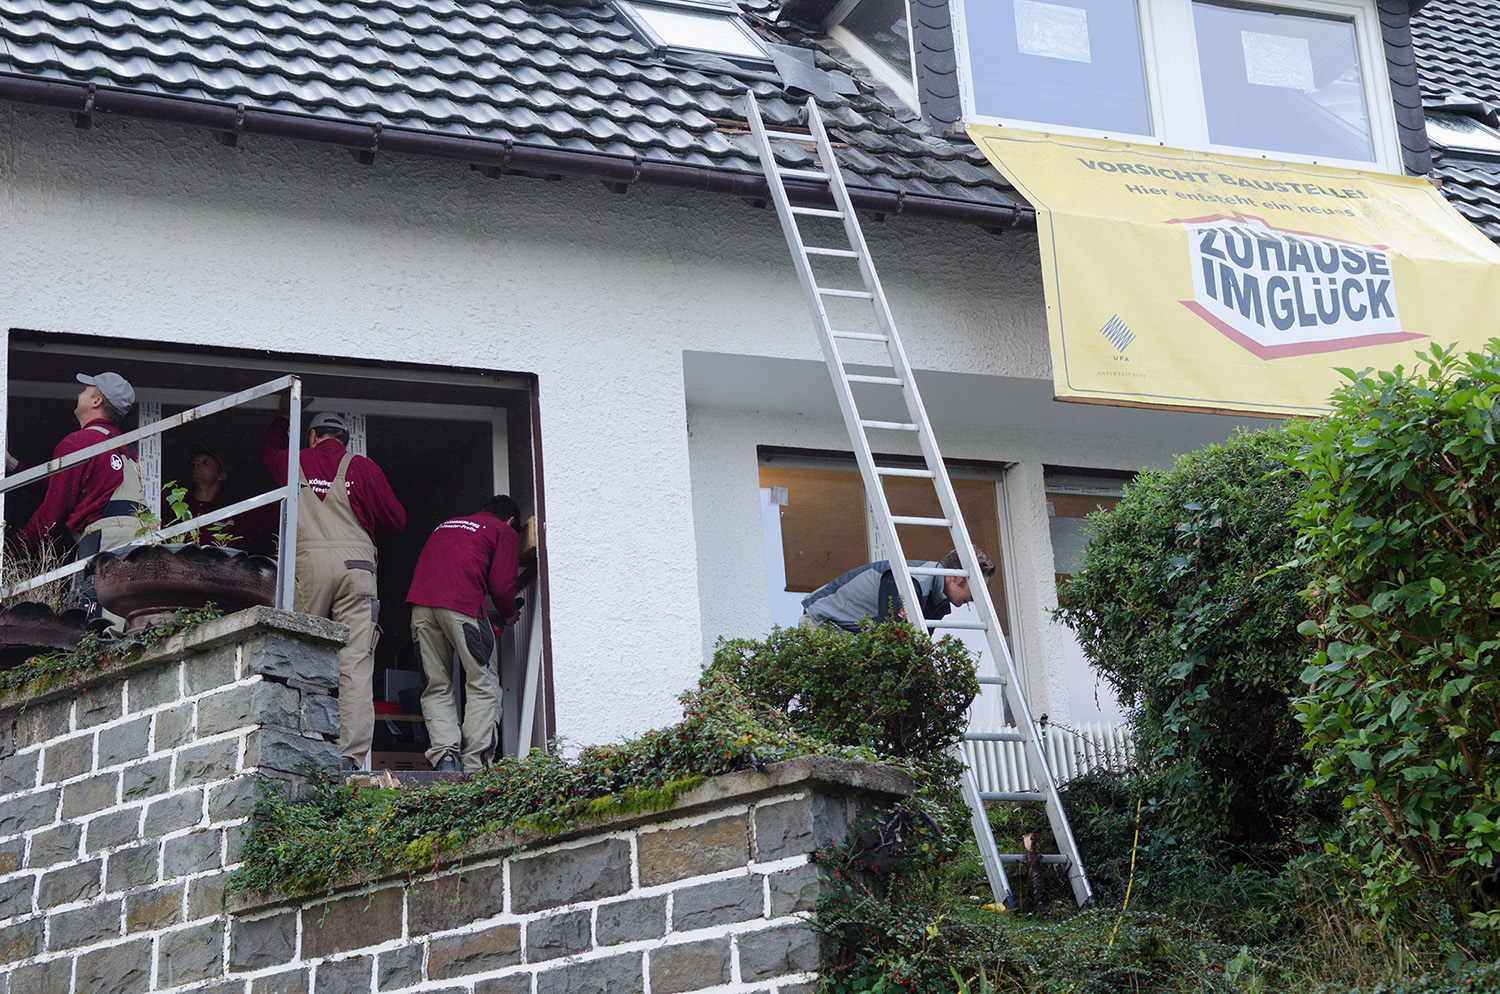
[967,127,1500,416]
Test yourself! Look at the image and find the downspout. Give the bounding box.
[0,75,1036,231]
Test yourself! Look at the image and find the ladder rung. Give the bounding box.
[832,330,887,342]
[964,730,1024,742]
[860,420,917,431]
[909,566,966,576]
[997,854,1071,865]
[874,466,932,478]
[791,207,844,219]
[891,515,949,526]
[806,246,858,258]
[976,675,1007,686]
[846,374,902,385]
[781,167,830,181]
[764,129,812,142]
[981,791,1045,803]
[927,619,989,630]
[817,287,874,299]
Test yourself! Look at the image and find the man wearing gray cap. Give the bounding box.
[11,372,147,560]
[263,405,406,772]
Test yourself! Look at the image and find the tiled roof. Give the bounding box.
[0,0,1018,214]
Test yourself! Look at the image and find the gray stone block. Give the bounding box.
[429,922,523,979]
[243,727,338,776]
[0,836,24,874]
[251,969,311,994]
[638,814,749,886]
[0,751,39,794]
[37,859,101,908]
[174,738,238,788]
[736,926,826,981]
[8,960,70,994]
[535,952,643,994]
[0,787,58,837]
[75,936,151,994]
[408,863,505,935]
[671,875,763,931]
[76,687,124,729]
[526,909,591,963]
[11,698,73,750]
[769,863,830,916]
[96,717,151,767]
[145,789,204,836]
[229,911,297,965]
[42,735,93,782]
[377,944,424,990]
[153,703,196,752]
[47,898,122,950]
[0,917,43,962]
[476,974,535,994]
[301,888,402,959]
[62,771,120,818]
[125,883,183,933]
[126,662,182,714]
[163,828,222,876]
[105,843,159,893]
[754,796,853,863]
[224,821,252,864]
[301,690,340,739]
[208,776,261,821]
[596,895,666,946]
[27,822,82,867]
[183,644,240,695]
[199,681,300,734]
[157,919,226,987]
[315,955,374,994]
[121,757,171,801]
[86,806,143,854]
[186,870,230,919]
[245,637,339,691]
[0,874,34,918]
[650,937,731,994]
[511,839,630,914]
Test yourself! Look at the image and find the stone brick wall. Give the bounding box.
[0,607,911,994]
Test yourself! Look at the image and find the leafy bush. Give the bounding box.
[1054,428,1314,852]
[705,621,979,758]
[1281,341,1500,938]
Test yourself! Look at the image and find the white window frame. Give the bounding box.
[952,0,1402,172]
[615,0,772,66]
[828,0,920,110]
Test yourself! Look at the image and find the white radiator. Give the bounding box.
[964,722,1135,794]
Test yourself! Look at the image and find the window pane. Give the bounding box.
[963,0,1151,135]
[841,0,913,80]
[1193,2,1372,161]
[628,3,766,59]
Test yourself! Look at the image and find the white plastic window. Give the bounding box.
[618,0,767,60]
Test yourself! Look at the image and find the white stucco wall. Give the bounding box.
[2,103,1272,743]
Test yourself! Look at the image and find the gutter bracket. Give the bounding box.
[354,121,382,165]
[215,102,245,148]
[73,82,95,130]
[604,153,644,194]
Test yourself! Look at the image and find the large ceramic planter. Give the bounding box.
[87,545,278,633]
[0,601,90,671]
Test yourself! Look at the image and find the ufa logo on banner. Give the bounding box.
[1174,214,1424,360]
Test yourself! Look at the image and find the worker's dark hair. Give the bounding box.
[311,425,349,446]
[940,548,996,577]
[483,494,521,530]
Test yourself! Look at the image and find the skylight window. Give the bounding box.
[829,0,917,107]
[617,0,769,63]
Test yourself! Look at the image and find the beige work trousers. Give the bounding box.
[411,604,501,772]
[295,548,379,763]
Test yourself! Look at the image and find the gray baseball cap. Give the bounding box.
[76,372,135,414]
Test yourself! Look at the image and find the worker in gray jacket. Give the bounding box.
[800,548,995,631]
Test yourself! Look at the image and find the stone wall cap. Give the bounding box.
[0,605,348,715]
[227,754,912,915]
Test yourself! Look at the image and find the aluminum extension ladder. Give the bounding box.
[745,93,1094,908]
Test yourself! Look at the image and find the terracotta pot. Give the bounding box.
[87,545,278,633]
[0,601,90,671]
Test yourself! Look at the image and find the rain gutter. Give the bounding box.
[0,75,1036,231]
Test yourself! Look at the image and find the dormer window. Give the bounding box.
[953,0,1400,171]
[616,0,770,65]
[829,0,918,107]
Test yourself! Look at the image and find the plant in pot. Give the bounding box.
[0,543,91,672]
[85,482,278,634]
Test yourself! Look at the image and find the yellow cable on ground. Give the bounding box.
[1107,797,1144,949]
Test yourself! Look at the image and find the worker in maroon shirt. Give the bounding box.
[406,494,521,774]
[263,407,406,772]
[9,372,147,558]
[172,446,276,552]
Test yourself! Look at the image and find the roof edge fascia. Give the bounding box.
[0,75,1034,232]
